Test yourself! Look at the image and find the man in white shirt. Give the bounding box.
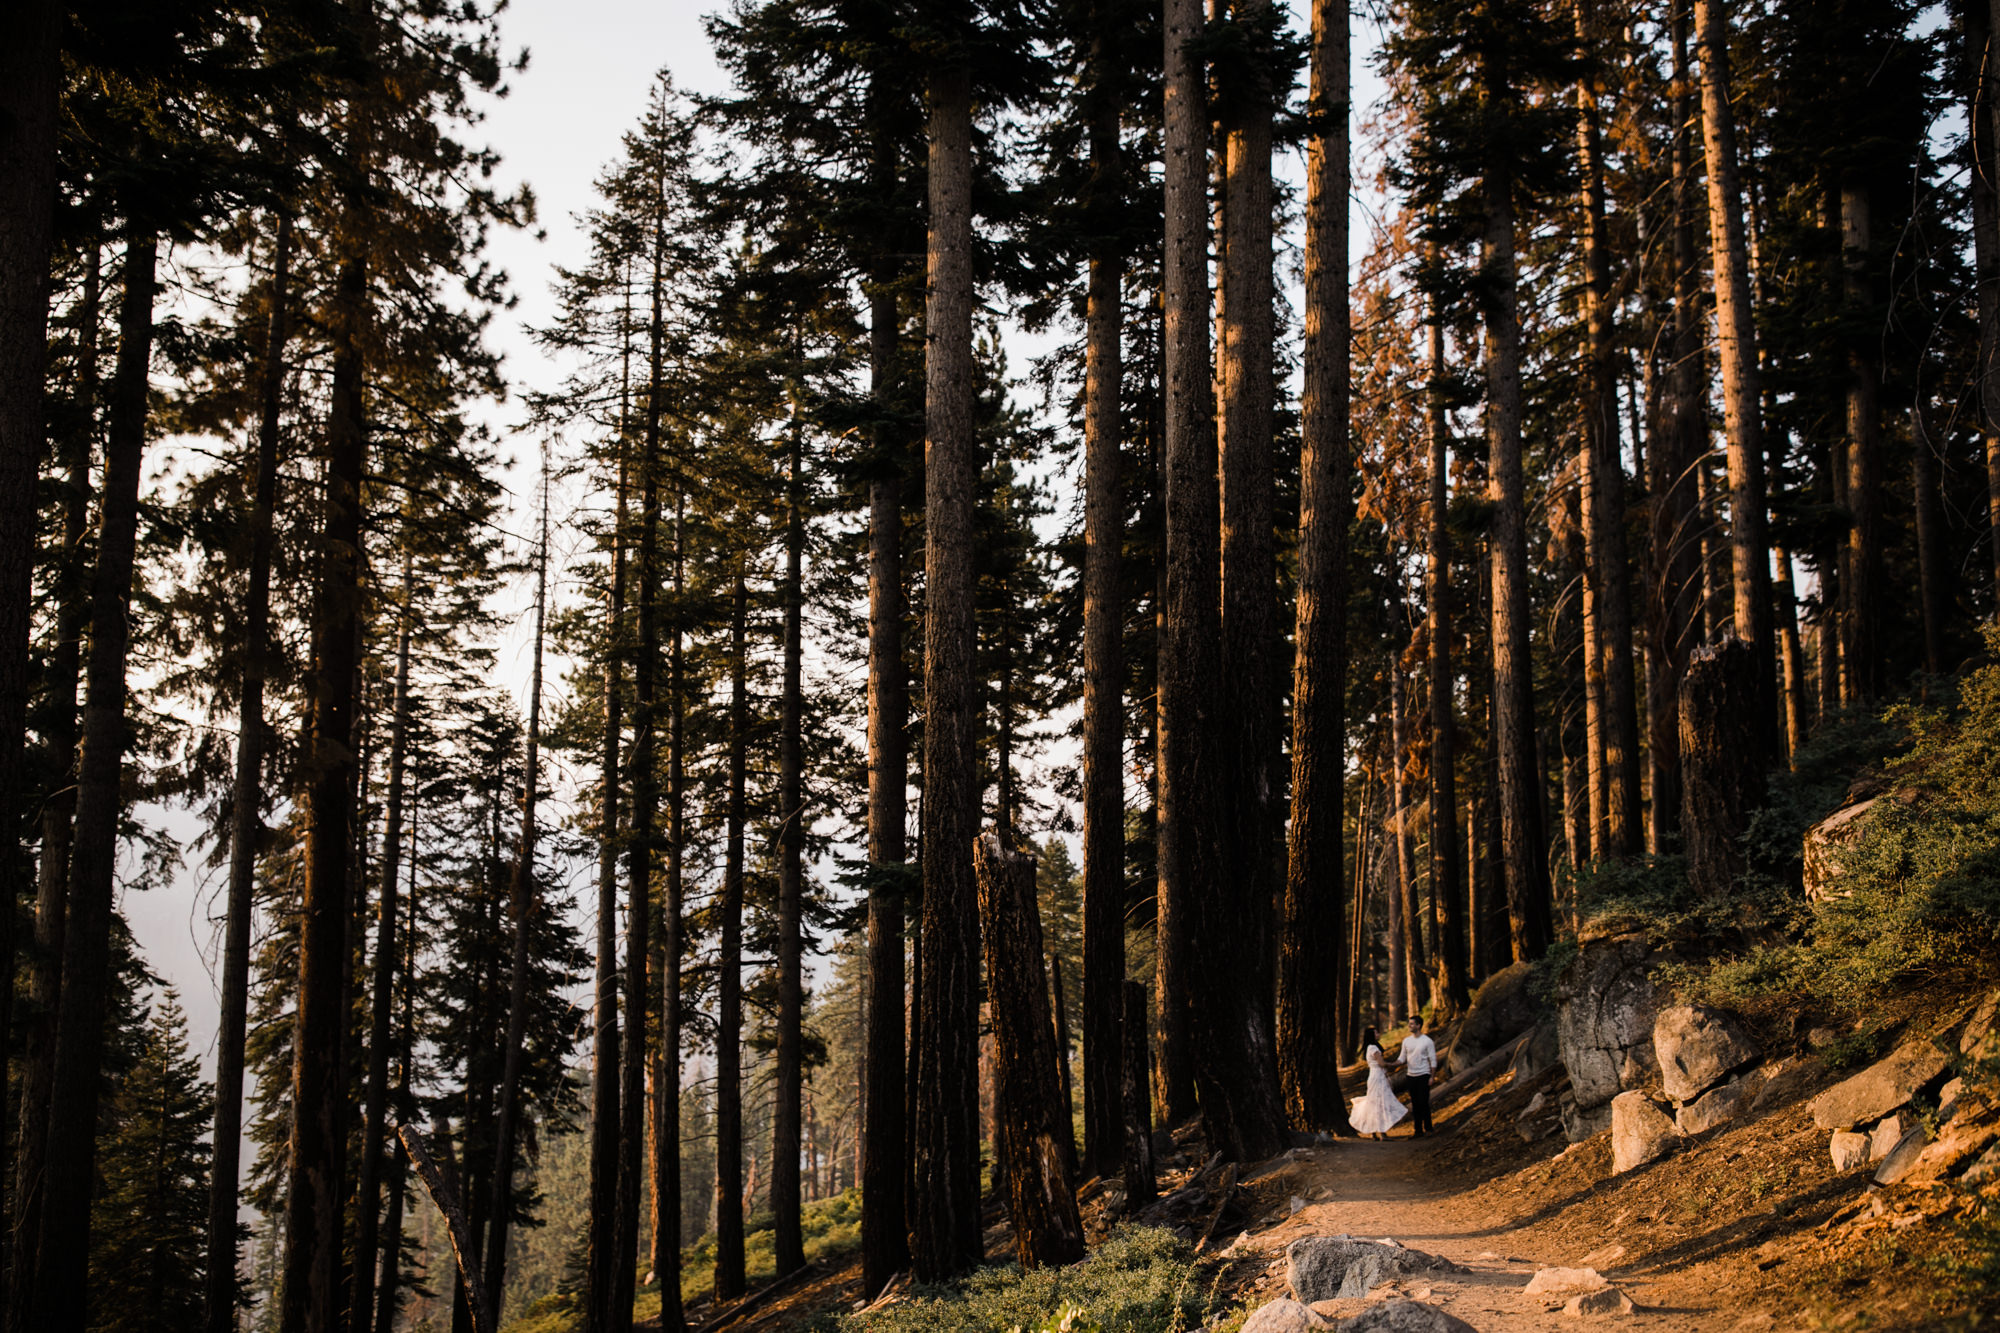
[1397,1016,1439,1137]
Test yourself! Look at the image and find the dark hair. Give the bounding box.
[1410,1014,1425,1030]
[1361,1026,1381,1052]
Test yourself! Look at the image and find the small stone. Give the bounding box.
[1938,1078,1966,1121]
[1870,1112,1911,1162]
[1830,1131,1870,1171]
[1808,1027,1839,1049]
[1285,1236,1466,1304]
[1873,1126,1930,1185]
[1291,1195,1307,1215]
[1611,1092,1680,1173]
[1578,1244,1626,1268]
[1524,1266,1610,1302]
[1241,1297,1322,1333]
[1654,1005,1762,1103]
[1520,1093,1547,1119]
[1565,1286,1635,1316]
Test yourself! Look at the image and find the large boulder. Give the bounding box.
[1450,962,1543,1075]
[1653,1005,1761,1104]
[1559,1092,1612,1143]
[1611,1091,1680,1173]
[1829,1131,1870,1171]
[1809,1037,1951,1130]
[1803,791,1913,902]
[1556,934,1660,1117]
[1343,1301,1481,1333]
[1285,1236,1467,1304]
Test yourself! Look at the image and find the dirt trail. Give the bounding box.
[1217,1133,1783,1331]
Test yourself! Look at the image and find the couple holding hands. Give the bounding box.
[1349,1015,1438,1140]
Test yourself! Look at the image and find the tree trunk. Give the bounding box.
[618,208,668,1333]
[1389,664,1425,1017]
[14,238,96,1329]
[1911,411,1945,677]
[1158,0,1218,1138]
[1426,294,1470,1014]
[911,51,983,1281]
[652,490,687,1330]
[1080,8,1126,1179]
[1480,139,1552,963]
[1693,0,1778,741]
[773,428,807,1278]
[1679,639,1768,900]
[861,270,909,1292]
[587,408,630,1333]
[483,462,551,1330]
[276,235,364,1333]
[1574,0,1641,860]
[1650,9,1704,849]
[1200,0,1288,1165]
[974,839,1086,1270]
[351,547,412,1333]
[29,231,158,1332]
[0,16,60,1300]
[1839,185,1881,702]
[1120,981,1156,1206]
[1280,0,1357,1135]
[715,573,749,1301]
[1048,955,1078,1178]
[1973,0,2000,610]
[1341,773,1374,1061]
[399,1128,493,1333]
[1773,544,1809,753]
[373,816,420,1333]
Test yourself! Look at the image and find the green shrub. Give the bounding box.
[836,1227,1214,1333]
[1666,627,2000,1014]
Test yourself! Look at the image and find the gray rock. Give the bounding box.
[1751,1058,1823,1112]
[1559,1093,1612,1144]
[1611,1092,1680,1173]
[1450,962,1544,1075]
[1285,1236,1467,1304]
[1829,1131,1870,1171]
[1677,1078,1753,1136]
[1565,1287,1635,1317]
[1654,1006,1762,1103]
[1508,1022,1561,1083]
[1870,1112,1912,1162]
[1556,934,1659,1111]
[1242,1298,1321,1333]
[1810,1038,1951,1130]
[1873,1126,1929,1185]
[1803,797,1891,902]
[1342,1300,1481,1333]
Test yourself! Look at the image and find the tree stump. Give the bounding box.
[1121,979,1157,1206]
[974,834,1086,1268]
[1678,638,1769,899]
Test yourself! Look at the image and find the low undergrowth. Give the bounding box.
[818,1227,1216,1333]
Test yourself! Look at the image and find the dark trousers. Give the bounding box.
[1409,1073,1433,1135]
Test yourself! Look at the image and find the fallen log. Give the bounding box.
[1429,1029,1536,1112]
[1193,1163,1240,1253]
[700,1261,820,1332]
[398,1124,493,1333]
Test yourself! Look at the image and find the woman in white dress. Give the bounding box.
[1348,1026,1410,1141]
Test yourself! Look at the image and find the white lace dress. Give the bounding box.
[1349,1044,1410,1135]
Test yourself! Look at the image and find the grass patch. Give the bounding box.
[824,1227,1216,1333]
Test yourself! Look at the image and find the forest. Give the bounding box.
[3,0,2000,1329]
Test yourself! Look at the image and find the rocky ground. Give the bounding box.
[656,981,1998,1333]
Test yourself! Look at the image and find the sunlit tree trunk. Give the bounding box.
[1839,186,1881,702]
[1425,292,1469,1012]
[1693,0,1778,743]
